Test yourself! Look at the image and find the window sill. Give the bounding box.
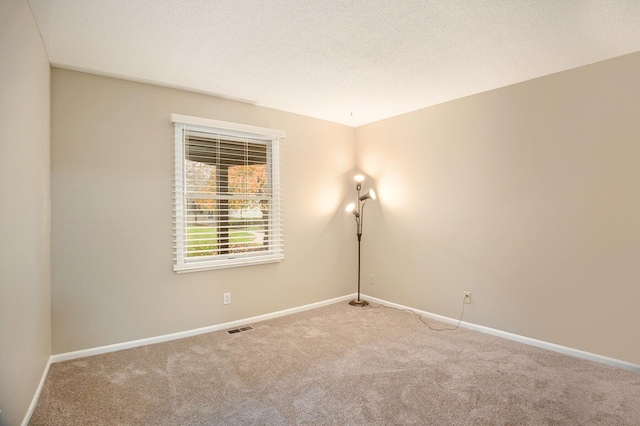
[174,255,284,273]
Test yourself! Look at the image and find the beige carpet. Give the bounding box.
[30,302,640,425]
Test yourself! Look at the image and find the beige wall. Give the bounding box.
[0,0,52,424]
[51,69,356,354]
[356,52,640,365]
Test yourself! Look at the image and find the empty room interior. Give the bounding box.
[2,1,640,424]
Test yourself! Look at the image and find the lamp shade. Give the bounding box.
[346,202,360,217]
[359,189,376,201]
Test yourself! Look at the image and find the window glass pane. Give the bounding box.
[184,153,270,257]
[228,164,268,254]
[185,159,217,257]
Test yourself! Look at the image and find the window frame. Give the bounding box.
[171,114,285,273]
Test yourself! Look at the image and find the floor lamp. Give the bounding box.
[346,175,376,307]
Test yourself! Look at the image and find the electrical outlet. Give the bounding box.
[464,292,471,304]
[370,274,376,284]
[224,293,231,305]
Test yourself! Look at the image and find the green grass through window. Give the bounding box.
[186,225,263,257]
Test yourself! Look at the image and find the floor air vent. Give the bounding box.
[226,326,254,334]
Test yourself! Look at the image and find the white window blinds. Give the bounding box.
[172,114,284,272]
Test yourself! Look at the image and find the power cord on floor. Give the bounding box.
[362,296,467,331]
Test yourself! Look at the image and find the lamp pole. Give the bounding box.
[347,176,375,307]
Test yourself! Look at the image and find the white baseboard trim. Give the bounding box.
[363,294,640,373]
[51,294,355,363]
[22,356,52,426]
[49,291,640,373]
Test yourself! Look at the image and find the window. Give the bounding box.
[171,114,284,272]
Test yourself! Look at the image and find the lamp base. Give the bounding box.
[349,299,369,307]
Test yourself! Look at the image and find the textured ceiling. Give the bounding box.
[28,0,640,127]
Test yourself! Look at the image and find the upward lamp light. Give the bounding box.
[346,174,376,307]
